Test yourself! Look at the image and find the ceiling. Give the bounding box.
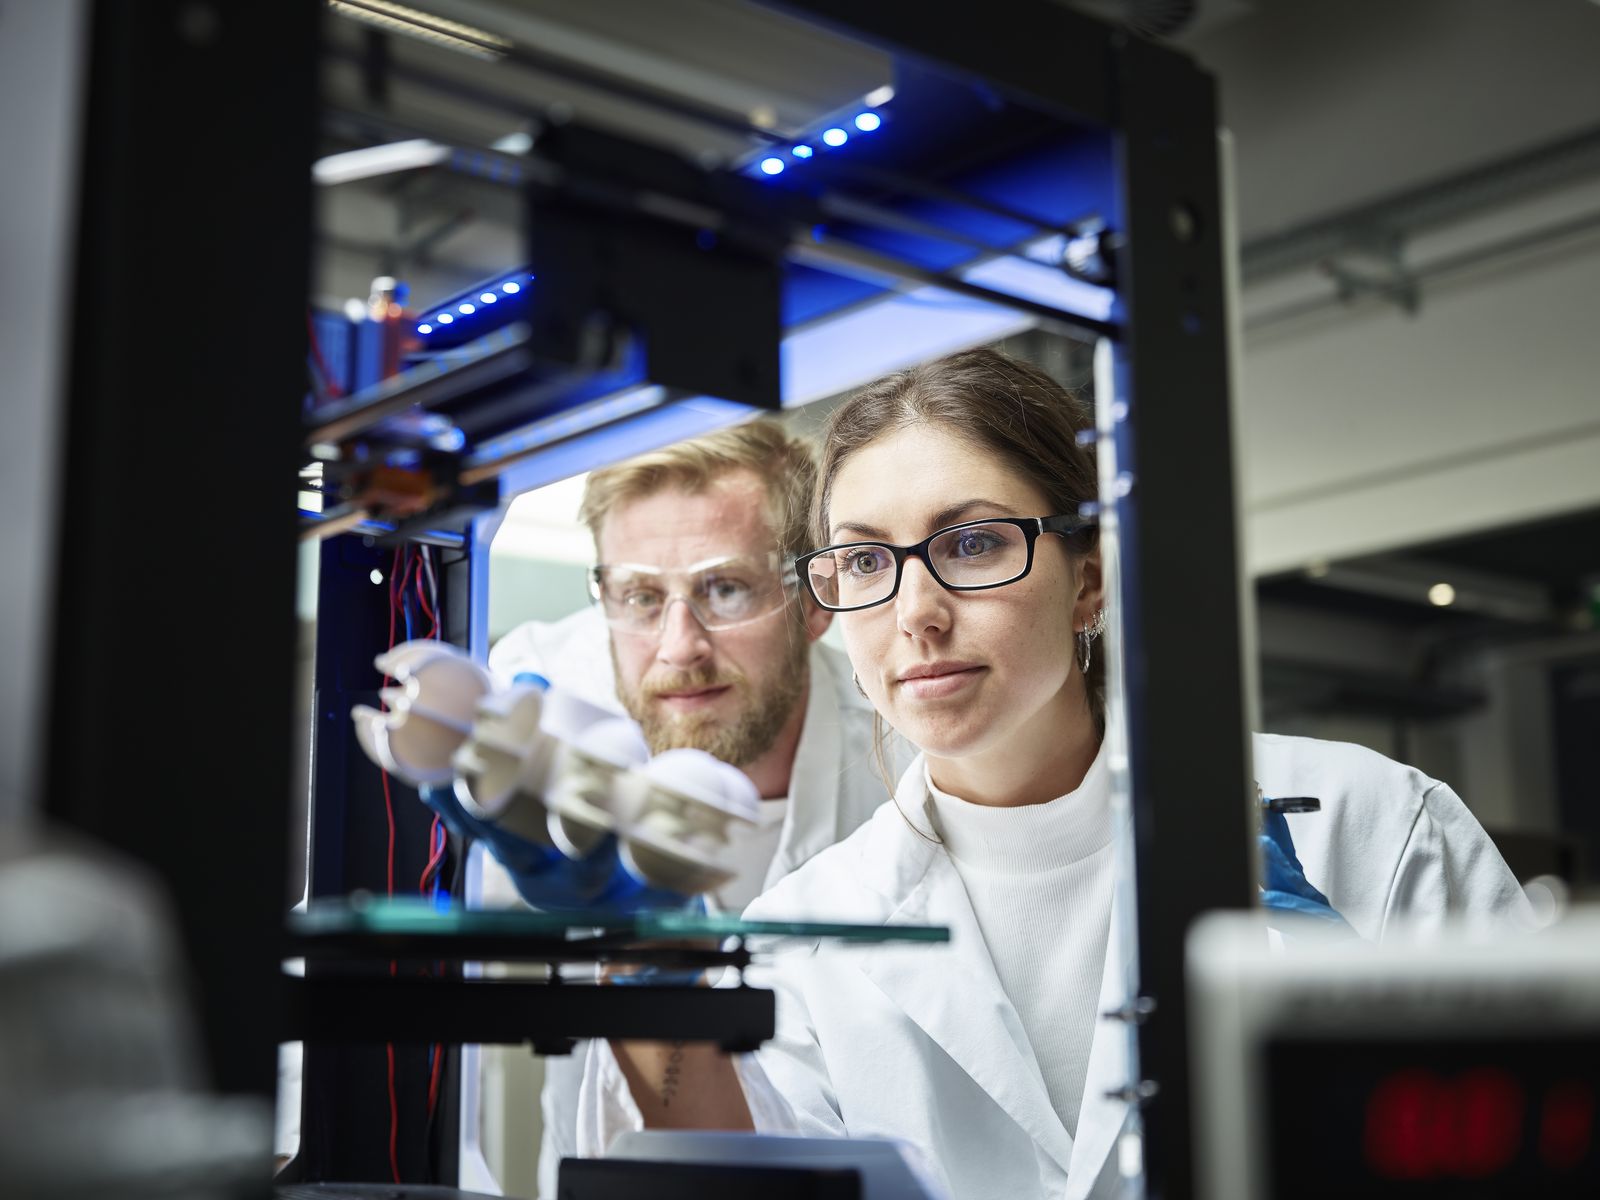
[317,1,1600,290]
[1181,0,1600,242]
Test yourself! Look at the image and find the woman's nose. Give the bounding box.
[895,555,951,640]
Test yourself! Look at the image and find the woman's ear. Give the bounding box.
[1072,546,1104,630]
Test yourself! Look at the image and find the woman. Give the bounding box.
[581,348,1529,1198]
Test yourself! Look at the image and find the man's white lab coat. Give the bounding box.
[579,731,1530,1199]
[489,608,909,1197]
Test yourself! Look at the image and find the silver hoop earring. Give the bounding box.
[1077,608,1107,675]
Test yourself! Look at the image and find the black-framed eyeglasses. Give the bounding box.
[797,515,1094,613]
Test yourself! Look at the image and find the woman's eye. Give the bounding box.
[847,550,885,575]
[954,532,997,557]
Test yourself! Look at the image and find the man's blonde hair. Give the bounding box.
[579,416,819,559]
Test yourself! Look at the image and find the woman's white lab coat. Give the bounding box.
[580,732,1529,1199]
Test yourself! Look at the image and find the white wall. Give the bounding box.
[1236,223,1600,577]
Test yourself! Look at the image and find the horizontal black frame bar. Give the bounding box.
[284,976,776,1052]
[291,928,754,971]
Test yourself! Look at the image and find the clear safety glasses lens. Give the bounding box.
[590,558,795,634]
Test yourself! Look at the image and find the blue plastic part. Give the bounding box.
[419,785,694,916]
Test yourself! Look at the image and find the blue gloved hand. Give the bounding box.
[1259,807,1358,936]
[419,784,693,916]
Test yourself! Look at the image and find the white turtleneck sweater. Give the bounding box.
[924,747,1114,1139]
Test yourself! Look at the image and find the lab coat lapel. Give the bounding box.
[856,780,1078,1178]
[1066,808,1137,1198]
[766,644,846,886]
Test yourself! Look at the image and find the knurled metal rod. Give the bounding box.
[791,235,1120,342]
[303,326,534,446]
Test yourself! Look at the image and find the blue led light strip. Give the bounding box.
[415,274,532,338]
[745,89,892,180]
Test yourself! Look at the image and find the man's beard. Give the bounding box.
[615,636,808,768]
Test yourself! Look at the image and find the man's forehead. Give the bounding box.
[597,472,776,565]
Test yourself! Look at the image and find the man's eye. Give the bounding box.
[621,588,664,609]
[707,578,753,601]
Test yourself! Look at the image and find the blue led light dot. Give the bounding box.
[759,156,786,176]
[792,145,814,159]
[458,302,475,314]
[821,127,848,147]
[854,111,882,132]
[417,323,433,334]
[502,280,521,294]
[436,312,454,324]
[480,292,497,304]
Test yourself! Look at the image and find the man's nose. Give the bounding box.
[895,555,951,639]
[655,596,714,669]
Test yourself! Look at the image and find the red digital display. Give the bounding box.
[1266,1038,1600,1198]
[1363,1069,1594,1180]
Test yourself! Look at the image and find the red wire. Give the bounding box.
[415,561,436,633]
[386,1044,402,1183]
[380,547,450,1158]
[381,773,397,898]
[306,312,345,399]
[393,552,417,633]
[426,1042,445,1119]
[419,817,446,892]
[381,545,404,1180]
[384,545,401,671]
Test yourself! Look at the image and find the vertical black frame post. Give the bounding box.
[299,534,465,1184]
[762,4,1255,1196]
[1108,34,1255,1200]
[42,0,319,1102]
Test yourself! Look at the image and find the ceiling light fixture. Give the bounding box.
[313,138,451,186]
[326,0,511,61]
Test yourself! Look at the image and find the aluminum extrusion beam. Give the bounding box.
[43,0,318,1102]
[1106,33,1256,1200]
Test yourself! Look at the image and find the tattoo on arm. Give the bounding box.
[660,1041,686,1108]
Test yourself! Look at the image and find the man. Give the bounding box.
[487,417,907,1194]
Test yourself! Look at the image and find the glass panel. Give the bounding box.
[293,896,948,946]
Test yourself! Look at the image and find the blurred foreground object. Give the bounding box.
[0,829,269,1200]
[1189,909,1600,1200]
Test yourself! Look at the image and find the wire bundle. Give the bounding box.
[377,543,449,1182]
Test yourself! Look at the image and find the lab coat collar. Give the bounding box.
[1067,799,1135,1199]
[855,762,1080,1180]
[850,754,1138,1197]
[764,643,854,886]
